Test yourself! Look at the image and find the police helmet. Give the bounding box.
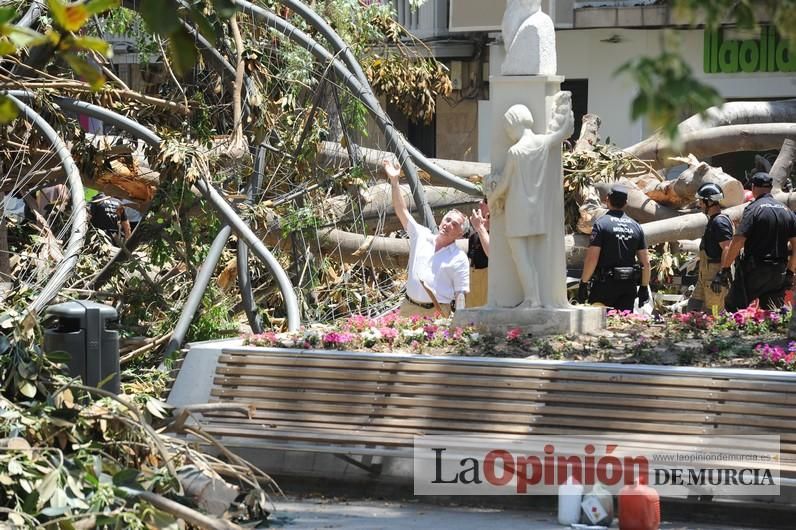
[695,182,723,203]
[750,172,773,187]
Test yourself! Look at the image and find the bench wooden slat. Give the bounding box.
[212,376,796,406]
[212,374,796,419]
[207,393,785,428]
[219,351,796,392]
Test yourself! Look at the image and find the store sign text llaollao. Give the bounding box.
[704,26,796,74]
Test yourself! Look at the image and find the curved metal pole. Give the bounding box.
[7,91,301,331]
[271,0,481,198]
[233,0,438,229]
[237,143,265,333]
[164,225,233,358]
[4,93,88,315]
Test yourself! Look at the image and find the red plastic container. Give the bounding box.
[618,481,660,530]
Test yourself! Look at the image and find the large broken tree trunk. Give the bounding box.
[678,99,796,135]
[641,186,796,249]
[326,183,478,233]
[264,227,592,271]
[625,123,796,169]
[626,99,796,166]
[589,180,682,225]
[318,141,490,184]
[771,138,796,191]
[643,155,744,208]
[574,114,601,153]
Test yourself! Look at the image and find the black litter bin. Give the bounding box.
[44,301,120,394]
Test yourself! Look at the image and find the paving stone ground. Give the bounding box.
[267,496,766,530]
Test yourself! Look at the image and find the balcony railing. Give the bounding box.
[388,0,450,40]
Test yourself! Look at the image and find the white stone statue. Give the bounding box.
[485,92,574,308]
[501,0,557,76]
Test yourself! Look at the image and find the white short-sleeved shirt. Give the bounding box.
[405,217,469,304]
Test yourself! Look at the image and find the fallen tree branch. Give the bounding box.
[120,333,172,365]
[118,486,244,530]
[0,80,191,115]
[625,123,796,168]
[318,141,490,184]
[771,138,796,192]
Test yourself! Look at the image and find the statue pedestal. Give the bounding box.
[453,305,605,336]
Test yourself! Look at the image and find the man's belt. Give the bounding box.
[405,295,435,310]
[596,265,640,282]
[743,255,787,266]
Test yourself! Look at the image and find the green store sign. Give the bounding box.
[704,26,796,73]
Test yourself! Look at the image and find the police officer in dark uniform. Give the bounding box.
[718,172,796,311]
[576,185,651,311]
[89,192,132,241]
[686,182,734,313]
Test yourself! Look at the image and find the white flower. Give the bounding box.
[360,327,383,342]
[401,328,424,340]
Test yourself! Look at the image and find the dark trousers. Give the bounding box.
[589,279,637,311]
[726,260,787,311]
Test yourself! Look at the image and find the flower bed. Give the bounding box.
[243,305,794,370]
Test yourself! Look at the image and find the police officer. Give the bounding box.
[687,183,734,313]
[90,192,132,241]
[577,185,651,311]
[718,172,796,311]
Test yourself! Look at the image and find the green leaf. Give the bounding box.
[96,370,116,389]
[213,0,237,19]
[0,6,17,25]
[167,26,198,76]
[7,26,48,49]
[140,0,180,35]
[63,53,106,90]
[72,35,112,57]
[112,468,140,487]
[22,490,39,514]
[85,0,121,16]
[150,510,180,530]
[0,38,13,55]
[186,5,217,45]
[0,94,17,124]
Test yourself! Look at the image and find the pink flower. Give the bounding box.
[379,327,398,342]
[506,328,523,342]
[322,331,356,349]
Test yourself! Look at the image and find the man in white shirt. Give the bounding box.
[384,160,470,317]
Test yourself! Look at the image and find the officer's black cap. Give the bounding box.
[608,185,629,201]
[750,172,773,187]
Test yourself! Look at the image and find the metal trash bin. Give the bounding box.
[44,301,120,394]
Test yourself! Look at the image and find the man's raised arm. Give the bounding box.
[385,160,410,231]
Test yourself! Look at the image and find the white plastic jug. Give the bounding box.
[558,476,584,525]
[581,483,614,526]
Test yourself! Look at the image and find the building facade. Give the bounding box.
[384,0,796,170]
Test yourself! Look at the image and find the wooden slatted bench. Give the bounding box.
[168,344,796,481]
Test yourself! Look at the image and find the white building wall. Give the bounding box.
[483,27,796,154]
[556,27,796,148]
